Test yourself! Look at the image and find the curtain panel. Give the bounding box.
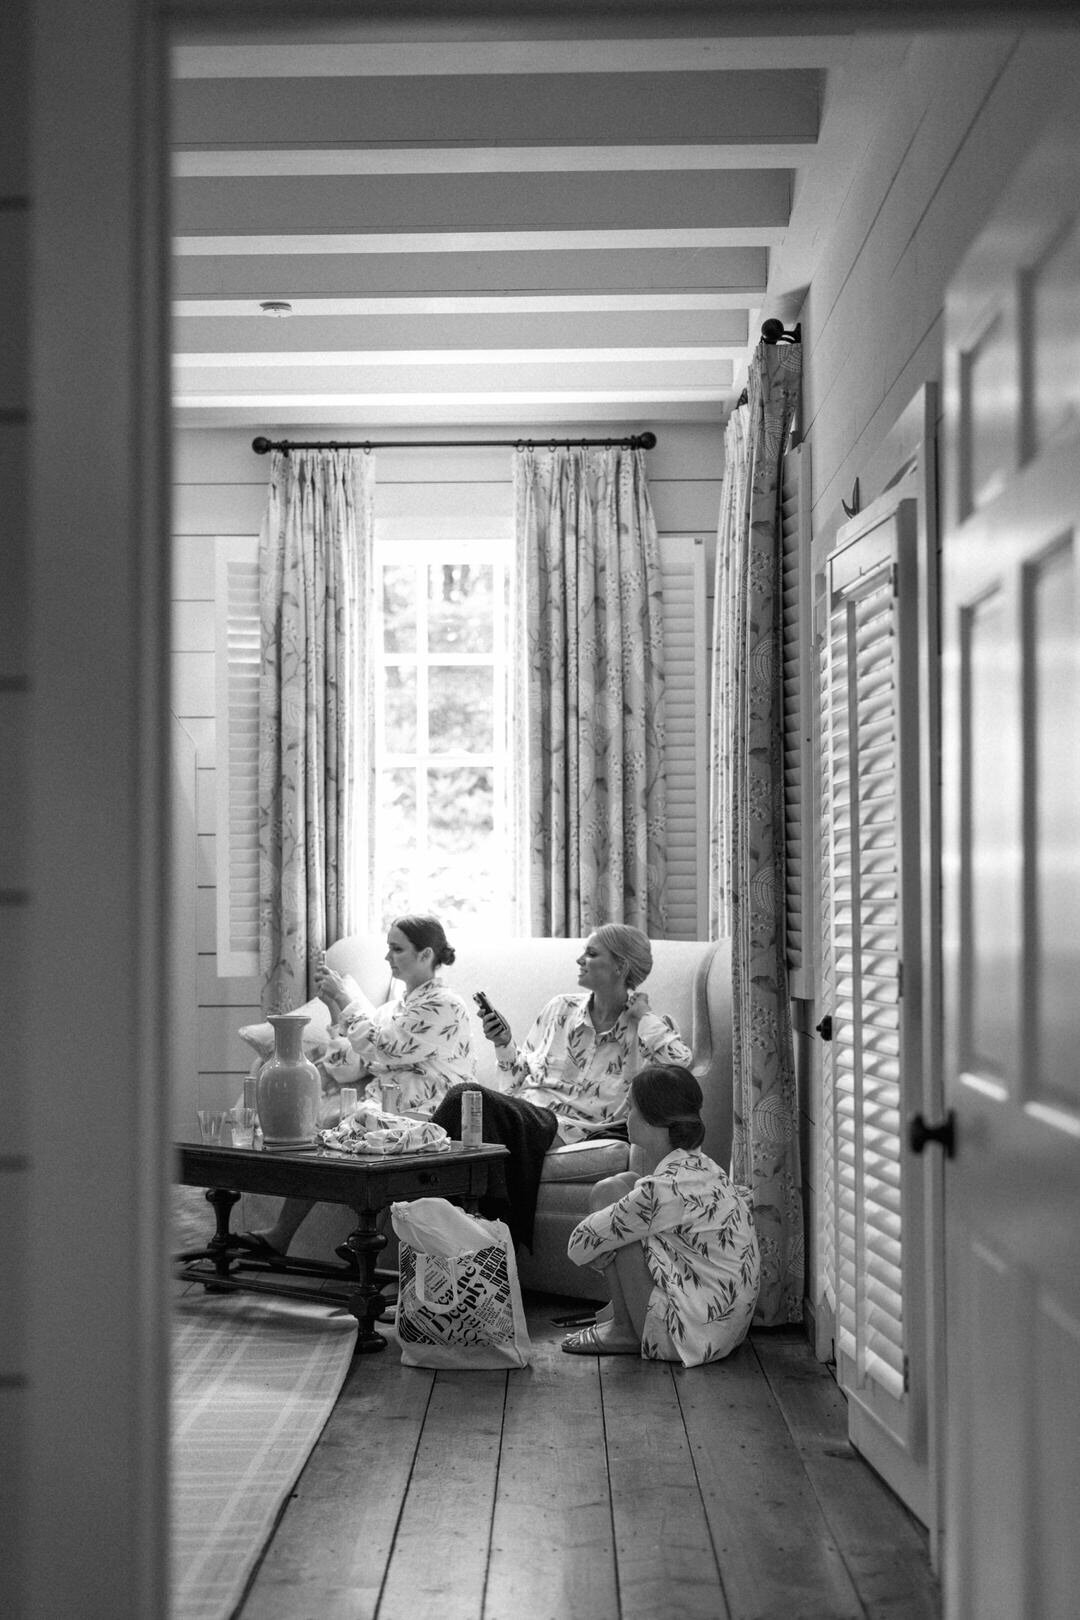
[712,342,805,1326]
[258,449,375,1013]
[514,446,667,937]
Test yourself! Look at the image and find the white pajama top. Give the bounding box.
[567,1148,761,1366]
[320,979,476,1118]
[496,992,692,1141]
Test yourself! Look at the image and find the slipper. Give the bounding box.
[236,1231,285,1259]
[560,1324,640,1357]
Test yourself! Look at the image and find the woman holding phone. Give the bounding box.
[432,924,692,1248]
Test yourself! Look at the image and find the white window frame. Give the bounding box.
[371,535,513,932]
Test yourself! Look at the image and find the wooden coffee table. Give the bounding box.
[175,1137,510,1353]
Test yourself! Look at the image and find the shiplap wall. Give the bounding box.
[172,421,723,1115]
[796,28,1080,1318]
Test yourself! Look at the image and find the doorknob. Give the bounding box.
[908,1110,957,1158]
[815,1014,833,1041]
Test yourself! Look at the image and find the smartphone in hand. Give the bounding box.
[473,991,511,1046]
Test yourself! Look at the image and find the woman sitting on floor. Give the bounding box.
[561,1063,760,1366]
[244,913,475,1258]
[433,924,692,1249]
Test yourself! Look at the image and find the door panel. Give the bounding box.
[942,96,1080,1619]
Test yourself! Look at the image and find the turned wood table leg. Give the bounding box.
[339,1210,389,1354]
[202,1187,241,1283]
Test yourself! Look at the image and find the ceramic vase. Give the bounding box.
[256,1013,321,1149]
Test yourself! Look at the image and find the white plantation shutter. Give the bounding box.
[214,535,261,976]
[819,495,923,1457]
[781,443,813,994]
[659,535,709,938]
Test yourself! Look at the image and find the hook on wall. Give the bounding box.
[841,477,861,519]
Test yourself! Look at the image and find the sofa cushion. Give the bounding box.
[540,1138,629,1183]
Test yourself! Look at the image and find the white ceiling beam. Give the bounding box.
[173,144,814,177]
[174,389,732,409]
[172,293,762,315]
[173,38,851,77]
[174,229,785,255]
[173,346,745,368]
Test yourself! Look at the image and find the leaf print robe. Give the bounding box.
[322,980,477,1118]
[496,992,691,1141]
[567,1148,760,1366]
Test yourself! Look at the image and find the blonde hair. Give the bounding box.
[590,923,653,989]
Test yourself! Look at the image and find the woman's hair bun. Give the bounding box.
[392,914,454,967]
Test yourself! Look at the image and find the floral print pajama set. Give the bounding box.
[567,1148,761,1366]
[495,992,692,1139]
[322,980,477,1118]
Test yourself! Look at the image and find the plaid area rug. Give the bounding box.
[172,1290,357,1619]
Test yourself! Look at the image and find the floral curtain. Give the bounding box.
[258,448,375,1013]
[711,342,804,1326]
[514,445,667,936]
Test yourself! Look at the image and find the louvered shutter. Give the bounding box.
[782,443,814,994]
[820,495,923,1458]
[659,534,709,938]
[214,536,261,976]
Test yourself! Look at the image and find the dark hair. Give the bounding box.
[630,1064,705,1151]
[391,914,456,968]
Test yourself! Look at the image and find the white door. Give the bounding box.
[940,99,1080,1619]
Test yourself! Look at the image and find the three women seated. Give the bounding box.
[248,912,760,1366]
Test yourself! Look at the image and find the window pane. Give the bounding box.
[427,767,500,925]
[428,666,494,753]
[428,563,494,653]
[384,666,417,753]
[379,768,417,851]
[382,565,416,653]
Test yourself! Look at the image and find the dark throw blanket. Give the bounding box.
[432,1084,558,1252]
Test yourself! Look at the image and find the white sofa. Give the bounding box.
[241,931,733,1301]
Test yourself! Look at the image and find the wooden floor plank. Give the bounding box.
[753,1334,941,1620]
[239,1327,435,1620]
[378,1368,508,1620]
[601,1357,732,1620]
[676,1337,866,1620]
[484,1310,620,1620]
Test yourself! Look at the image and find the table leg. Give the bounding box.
[198,1187,241,1283]
[338,1210,389,1354]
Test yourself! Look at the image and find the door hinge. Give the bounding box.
[903,1354,910,1394]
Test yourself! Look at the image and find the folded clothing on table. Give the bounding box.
[318,1101,451,1157]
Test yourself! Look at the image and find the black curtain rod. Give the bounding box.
[252,431,657,456]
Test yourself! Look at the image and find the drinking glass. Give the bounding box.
[232,1105,257,1149]
[196,1109,227,1145]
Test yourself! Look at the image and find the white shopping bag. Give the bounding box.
[390,1197,532,1369]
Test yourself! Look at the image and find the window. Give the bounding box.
[373,537,513,932]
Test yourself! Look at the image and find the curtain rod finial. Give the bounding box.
[252,436,272,455]
[638,431,657,450]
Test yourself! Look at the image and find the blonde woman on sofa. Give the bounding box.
[242,914,475,1258]
[562,1063,760,1365]
[432,924,691,1248]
